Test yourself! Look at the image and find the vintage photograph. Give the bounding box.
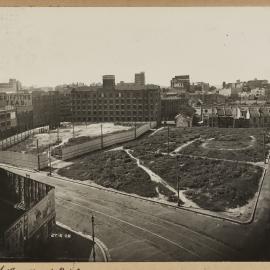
[0,7,270,262]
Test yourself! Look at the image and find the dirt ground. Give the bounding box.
[8,122,133,154]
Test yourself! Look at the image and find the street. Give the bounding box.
[2,163,270,261]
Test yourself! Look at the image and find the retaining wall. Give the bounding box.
[61,122,156,160]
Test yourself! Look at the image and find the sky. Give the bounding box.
[0,7,270,87]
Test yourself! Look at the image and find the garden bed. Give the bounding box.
[180,129,269,162]
[58,150,172,198]
[124,127,202,154]
[124,127,270,162]
[136,152,263,211]
[57,127,267,215]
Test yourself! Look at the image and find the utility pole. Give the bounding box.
[167,125,170,154]
[72,121,75,138]
[263,131,266,164]
[100,123,103,149]
[91,215,96,262]
[211,105,214,127]
[57,127,60,142]
[48,143,52,176]
[175,155,180,206]
[37,139,40,171]
[134,122,137,139]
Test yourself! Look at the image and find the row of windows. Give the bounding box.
[72,98,156,103]
[73,105,155,109]
[72,105,153,109]
[7,95,31,100]
[72,92,157,99]
[74,116,155,122]
[0,121,11,127]
[0,113,11,119]
[74,111,154,116]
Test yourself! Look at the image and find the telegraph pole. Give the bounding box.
[91,215,96,262]
[57,127,60,143]
[167,125,170,154]
[211,105,214,127]
[48,143,52,176]
[100,123,103,149]
[176,155,180,206]
[37,139,40,171]
[263,131,266,164]
[134,122,137,139]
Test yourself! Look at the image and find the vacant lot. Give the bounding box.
[57,127,267,213]
[125,127,270,162]
[181,130,269,162]
[58,150,166,198]
[138,153,263,211]
[124,127,201,154]
[8,122,133,154]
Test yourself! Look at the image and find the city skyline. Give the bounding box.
[0,7,270,87]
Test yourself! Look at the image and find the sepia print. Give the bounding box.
[0,7,270,263]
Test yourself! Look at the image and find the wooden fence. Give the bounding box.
[60,122,156,160]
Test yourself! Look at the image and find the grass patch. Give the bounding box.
[141,154,263,211]
[125,127,270,162]
[58,150,158,198]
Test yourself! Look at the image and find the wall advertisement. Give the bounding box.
[26,189,55,238]
[4,216,25,255]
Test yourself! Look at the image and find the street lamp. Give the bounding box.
[167,125,170,154]
[91,215,96,262]
[175,155,184,207]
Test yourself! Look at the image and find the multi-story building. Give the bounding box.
[0,79,22,93]
[102,75,115,90]
[55,86,72,122]
[190,82,210,94]
[161,97,190,121]
[0,93,7,108]
[6,91,33,130]
[171,75,190,92]
[247,79,269,90]
[71,75,161,123]
[135,72,145,86]
[0,106,17,133]
[32,90,60,129]
[0,167,56,258]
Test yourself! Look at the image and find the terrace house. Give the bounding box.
[249,107,261,128]
[259,107,270,128]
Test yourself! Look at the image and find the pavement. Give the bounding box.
[1,163,270,261]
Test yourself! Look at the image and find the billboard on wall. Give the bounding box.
[4,216,25,256]
[26,189,55,238]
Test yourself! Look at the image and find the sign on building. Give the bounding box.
[27,189,55,238]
